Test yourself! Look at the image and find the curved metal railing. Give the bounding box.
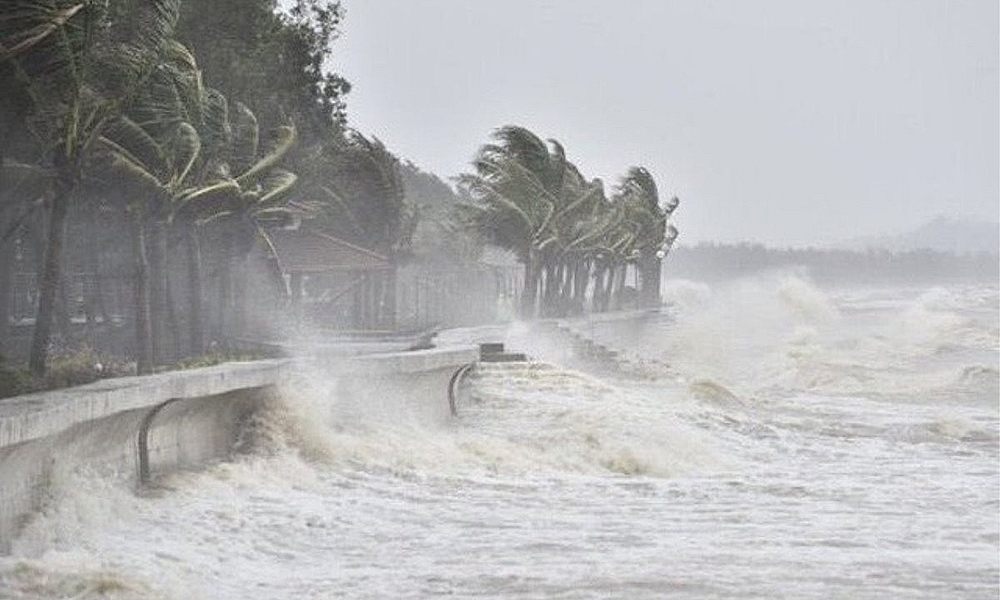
[447,362,476,417]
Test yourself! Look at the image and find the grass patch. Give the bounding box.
[0,345,277,400]
[0,346,135,400]
[173,349,270,370]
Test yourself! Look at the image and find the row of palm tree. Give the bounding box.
[1,5,679,380]
[94,42,305,373]
[458,125,679,318]
[0,2,365,376]
[2,0,193,375]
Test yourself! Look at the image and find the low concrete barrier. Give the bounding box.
[0,346,476,552]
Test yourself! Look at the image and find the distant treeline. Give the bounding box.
[665,243,999,286]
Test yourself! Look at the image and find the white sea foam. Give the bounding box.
[1,280,996,599]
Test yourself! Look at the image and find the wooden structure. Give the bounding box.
[262,228,392,331]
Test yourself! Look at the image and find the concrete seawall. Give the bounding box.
[0,347,477,552]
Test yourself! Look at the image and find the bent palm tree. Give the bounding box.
[613,167,680,308]
[1,0,183,374]
[91,40,227,369]
[458,126,569,317]
[302,131,415,328]
[181,104,302,340]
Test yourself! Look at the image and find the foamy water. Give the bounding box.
[2,277,997,599]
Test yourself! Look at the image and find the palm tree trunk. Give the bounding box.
[559,260,575,315]
[148,220,167,365]
[215,232,233,347]
[0,238,11,353]
[590,262,604,313]
[29,185,71,375]
[85,212,105,329]
[521,255,539,318]
[612,263,627,310]
[56,274,71,342]
[234,256,248,336]
[164,276,181,361]
[384,260,397,330]
[603,263,616,312]
[573,260,589,315]
[639,252,662,309]
[540,261,556,316]
[218,259,231,345]
[184,226,204,356]
[132,217,153,375]
[0,124,16,352]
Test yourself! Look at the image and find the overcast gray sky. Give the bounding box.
[330,0,998,246]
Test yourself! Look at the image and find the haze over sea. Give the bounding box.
[0,274,996,599]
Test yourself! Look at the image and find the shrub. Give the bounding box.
[0,346,135,400]
[0,359,38,399]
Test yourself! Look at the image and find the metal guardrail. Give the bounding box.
[447,362,476,417]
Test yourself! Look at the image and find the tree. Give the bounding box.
[175,0,349,142]
[91,39,235,369]
[614,167,672,308]
[459,125,612,317]
[303,131,415,327]
[1,0,184,375]
[186,103,301,341]
[458,126,562,317]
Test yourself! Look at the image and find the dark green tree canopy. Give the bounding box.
[174,0,349,143]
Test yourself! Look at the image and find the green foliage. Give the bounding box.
[174,0,348,139]
[459,125,613,263]
[173,349,270,370]
[458,124,681,315]
[302,131,416,257]
[400,161,462,211]
[0,346,135,400]
[0,358,35,399]
[2,0,186,375]
[402,164,483,264]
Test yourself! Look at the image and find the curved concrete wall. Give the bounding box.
[0,388,272,550]
[0,347,477,552]
[0,404,146,548]
[142,388,272,482]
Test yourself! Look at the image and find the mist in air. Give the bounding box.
[0,1,996,599]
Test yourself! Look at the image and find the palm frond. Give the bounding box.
[236,123,296,185]
[230,101,259,169]
[171,121,200,186]
[254,168,298,208]
[0,3,85,63]
[99,115,171,182]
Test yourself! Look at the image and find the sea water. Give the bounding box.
[1,275,997,599]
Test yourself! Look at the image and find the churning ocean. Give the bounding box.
[1,275,997,599]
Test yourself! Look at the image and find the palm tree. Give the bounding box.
[182,103,300,342]
[93,113,199,372]
[588,197,632,312]
[615,167,663,308]
[0,159,50,351]
[96,40,306,358]
[458,126,570,317]
[1,0,183,375]
[608,167,679,309]
[302,131,415,328]
[89,40,222,370]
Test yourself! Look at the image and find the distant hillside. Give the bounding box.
[843,216,999,255]
[665,242,999,286]
[400,160,463,210]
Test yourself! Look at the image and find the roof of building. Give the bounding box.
[266,228,389,272]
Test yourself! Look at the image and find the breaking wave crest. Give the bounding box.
[243,361,727,480]
[587,275,999,403]
[1,278,995,600]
